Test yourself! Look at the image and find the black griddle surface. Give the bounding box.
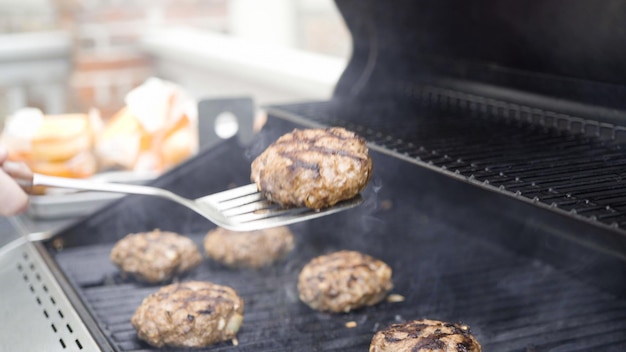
[47,118,626,351]
[53,222,626,352]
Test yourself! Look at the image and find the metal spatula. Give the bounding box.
[4,162,363,231]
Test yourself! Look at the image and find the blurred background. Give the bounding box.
[0,0,350,123]
[0,0,351,220]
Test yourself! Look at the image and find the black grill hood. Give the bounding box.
[334,0,626,117]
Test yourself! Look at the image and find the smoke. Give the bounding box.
[244,133,270,161]
[358,175,386,233]
[244,121,286,161]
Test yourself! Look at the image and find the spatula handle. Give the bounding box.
[3,161,163,197]
[3,161,197,214]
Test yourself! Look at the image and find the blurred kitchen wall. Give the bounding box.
[0,0,350,124]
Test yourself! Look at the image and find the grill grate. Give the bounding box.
[44,121,626,351]
[52,227,626,352]
[268,93,626,232]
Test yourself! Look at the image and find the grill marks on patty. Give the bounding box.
[297,250,393,313]
[370,319,482,352]
[304,252,381,282]
[283,154,321,175]
[110,230,202,283]
[204,226,295,268]
[276,130,370,166]
[131,281,244,348]
[277,144,368,162]
[159,284,236,319]
[251,127,372,209]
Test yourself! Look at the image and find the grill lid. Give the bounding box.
[335,0,626,114]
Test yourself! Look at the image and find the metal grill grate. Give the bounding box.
[43,121,626,352]
[52,228,626,352]
[268,94,626,232]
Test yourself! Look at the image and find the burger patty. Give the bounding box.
[131,281,244,348]
[110,229,202,283]
[204,226,295,268]
[250,127,372,209]
[297,250,393,313]
[369,319,482,352]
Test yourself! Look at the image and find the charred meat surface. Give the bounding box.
[297,250,392,313]
[251,127,372,209]
[110,229,202,283]
[131,281,244,348]
[204,226,295,268]
[369,319,482,352]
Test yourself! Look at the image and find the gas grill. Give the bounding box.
[3,0,626,351]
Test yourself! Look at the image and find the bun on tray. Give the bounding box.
[1,108,101,179]
[95,78,197,172]
[0,78,198,183]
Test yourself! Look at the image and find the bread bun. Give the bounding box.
[31,114,92,162]
[29,151,98,178]
[96,107,143,170]
[96,103,197,172]
[160,119,196,168]
[1,109,100,179]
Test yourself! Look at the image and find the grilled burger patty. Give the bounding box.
[251,127,372,209]
[369,319,482,352]
[204,226,295,268]
[110,229,202,283]
[131,281,244,348]
[297,250,393,313]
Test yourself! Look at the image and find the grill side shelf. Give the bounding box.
[34,242,116,352]
[0,240,105,351]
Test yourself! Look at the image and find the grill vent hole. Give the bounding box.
[17,253,83,351]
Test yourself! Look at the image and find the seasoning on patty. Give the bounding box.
[251,127,372,209]
[204,226,295,268]
[369,319,482,352]
[297,250,392,313]
[131,281,244,348]
[110,229,202,283]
